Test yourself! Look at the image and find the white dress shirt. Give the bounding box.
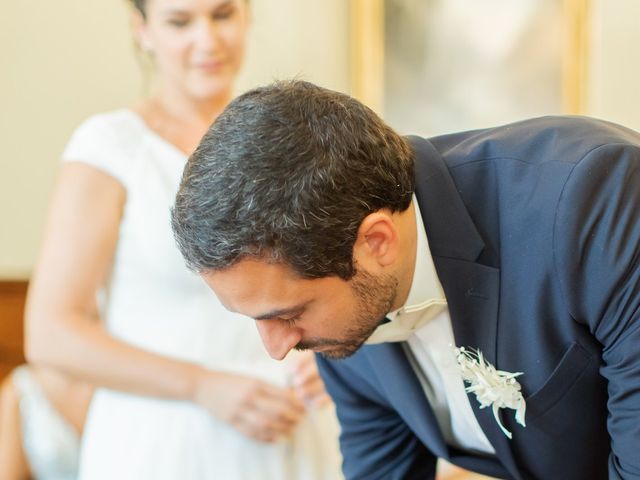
[367,197,495,455]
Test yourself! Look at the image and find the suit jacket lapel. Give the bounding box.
[410,136,523,479]
[365,343,449,459]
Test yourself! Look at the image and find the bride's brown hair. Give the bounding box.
[129,0,248,17]
[129,0,146,16]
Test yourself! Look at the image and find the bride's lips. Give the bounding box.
[193,60,227,73]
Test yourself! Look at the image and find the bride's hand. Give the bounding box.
[289,351,332,409]
[193,369,305,443]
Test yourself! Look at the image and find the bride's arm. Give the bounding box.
[25,162,203,399]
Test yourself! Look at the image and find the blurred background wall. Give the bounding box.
[1,0,640,279]
[0,0,350,279]
[587,0,640,131]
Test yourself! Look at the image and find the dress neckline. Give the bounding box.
[122,109,189,160]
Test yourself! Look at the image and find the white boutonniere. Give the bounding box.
[454,346,526,439]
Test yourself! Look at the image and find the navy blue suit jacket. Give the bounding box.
[317,116,640,480]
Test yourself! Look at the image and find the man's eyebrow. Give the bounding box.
[253,302,309,321]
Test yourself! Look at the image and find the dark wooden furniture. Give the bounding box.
[0,281,28,381]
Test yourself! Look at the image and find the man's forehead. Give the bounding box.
[201,259,302,311]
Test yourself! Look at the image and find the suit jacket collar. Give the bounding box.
[408,135,485,261]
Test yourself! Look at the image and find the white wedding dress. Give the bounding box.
[13,366,81,480]
[62,110,343,480]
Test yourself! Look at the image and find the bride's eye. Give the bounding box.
[166,16,190,28]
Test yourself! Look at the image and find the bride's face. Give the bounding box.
[134,0,250,101]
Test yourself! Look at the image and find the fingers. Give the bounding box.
[289,353,332,407]
[289,351,316,376]
[237,382,305,443]
[196,370,312,443]
[253,388,304,425]
[237,403,297,442]
[295,376,332,408]
[258,382,306,413]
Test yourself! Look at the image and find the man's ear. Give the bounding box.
[353,211,399,268]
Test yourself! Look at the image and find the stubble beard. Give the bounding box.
[295,268,398,360]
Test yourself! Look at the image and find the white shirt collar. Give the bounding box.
[388,196,445,319]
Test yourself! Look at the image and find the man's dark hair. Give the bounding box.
[171,80,415,280]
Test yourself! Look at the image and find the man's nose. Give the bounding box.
[255,320,301,361]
